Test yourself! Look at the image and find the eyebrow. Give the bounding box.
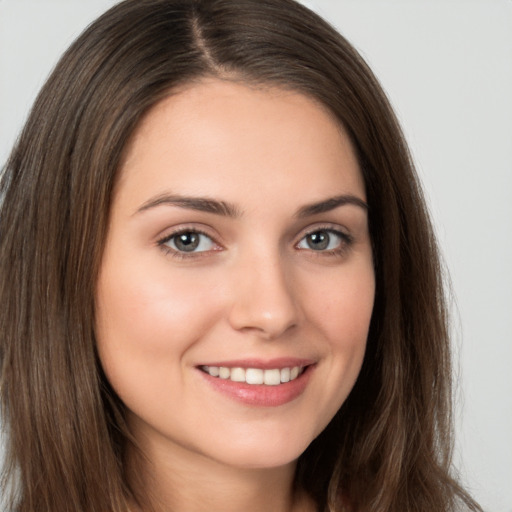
[134,193,368,218]
[296,195,368,217]
[135,193,241,217]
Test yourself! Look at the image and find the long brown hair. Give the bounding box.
[0,1,482,511]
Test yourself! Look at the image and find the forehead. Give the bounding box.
[116,79,365,211]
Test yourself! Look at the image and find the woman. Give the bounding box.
[0,0,483,511]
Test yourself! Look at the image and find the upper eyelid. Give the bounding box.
[156,225,220,245]
[295,223,351,241]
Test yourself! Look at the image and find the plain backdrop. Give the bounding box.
[1,1,511,511]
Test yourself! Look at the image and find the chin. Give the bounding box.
[197,422,322,471]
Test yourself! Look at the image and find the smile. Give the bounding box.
[200,365,305,385]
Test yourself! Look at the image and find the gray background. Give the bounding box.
[1,1,511,511]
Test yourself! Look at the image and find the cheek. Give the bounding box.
[97,256,217,339]
[299,261,374,417]
[305,261,375,345]
[94,258,223,392]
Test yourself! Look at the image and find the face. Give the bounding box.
[95,79,375,471]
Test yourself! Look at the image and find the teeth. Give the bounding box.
[219,367,230,379]
[263,369,280,386]
[208,366,219,377]
[246,368,264,385]
[230,367,245,382]
[202,365,305,385]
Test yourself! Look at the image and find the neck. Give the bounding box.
[126,435,314,512]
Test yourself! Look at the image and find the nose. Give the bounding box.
[227,252,300,340]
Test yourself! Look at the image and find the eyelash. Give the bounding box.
[297,227,353,258]
[157,227,219,260]
[156,226,353,260]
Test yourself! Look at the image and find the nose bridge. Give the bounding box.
[227,245,299,339]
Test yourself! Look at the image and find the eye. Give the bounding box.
[296,229,348,252]
[159,230,216,253]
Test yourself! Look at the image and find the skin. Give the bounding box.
[95,79,375,512]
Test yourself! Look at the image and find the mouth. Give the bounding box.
[199,365,307,386]
[196,360,315,407]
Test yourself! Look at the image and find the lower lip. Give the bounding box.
[198,365,314,407]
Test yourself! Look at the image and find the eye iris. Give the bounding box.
[307,231,330,250]
[174,232,200,252]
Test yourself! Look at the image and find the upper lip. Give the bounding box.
[196,357,315,370]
